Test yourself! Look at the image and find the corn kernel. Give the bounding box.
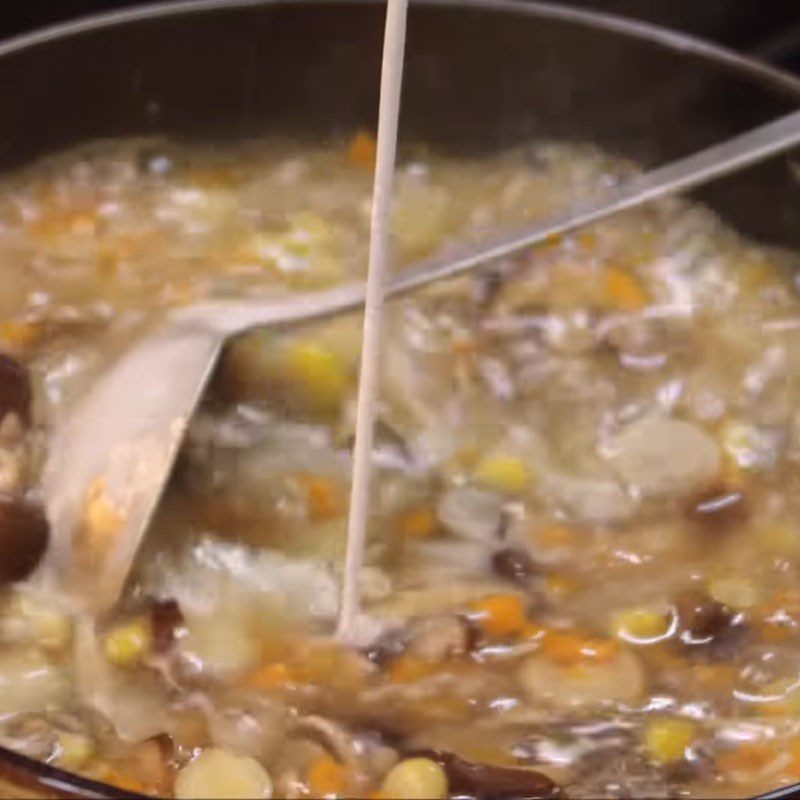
[83,477,124,546]
[55,732,94,770]
[175,748,273,799]
[644,717,696,764]
[285,341,347,412]
[103,617,152,668]
[381,758,448,800]
[613,608,670,644]
[473,455,530,494]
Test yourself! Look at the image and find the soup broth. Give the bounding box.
[0,137,797,798]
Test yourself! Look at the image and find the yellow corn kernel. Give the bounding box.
[104,617,152,668]
[56,732,95,770]
[644,718,697,764]
[83,477,124,546]
[708,576,760,610]
[285,341,347,412]
[604,267,648,311]
[719,420,759,476]
[473,455,530,494]
[175,748,273,799]
[612,608,670,644]
[381,758,448,800]
[347,131,377,169]
[394,507,438,540]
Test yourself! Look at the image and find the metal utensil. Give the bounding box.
[41,108,800,612]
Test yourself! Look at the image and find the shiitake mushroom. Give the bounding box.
[685,484,749,532]
[412,749,563,800]
[0,353,31,426]
[0,493,49,583]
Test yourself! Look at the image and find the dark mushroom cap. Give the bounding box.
[0,493,49,583]
[0,353,31,427]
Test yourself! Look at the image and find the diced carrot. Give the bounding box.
[0,321,41,347]
[542,630,618,666]
[468,594,527,640]
[347,131,378,169]
[604,267,648,311]
[541,631,586,666]
[243,661,296,690]
[535,523,577,549]
[308,754,348,797]
[787,740,800,777]
[297,475,343,521]
[394,507,438,540]
[451,336,478,356]
[716,743,777,777]
[97,766,152,795]
[388,655,440,684]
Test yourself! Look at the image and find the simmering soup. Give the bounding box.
[0,136,798,798]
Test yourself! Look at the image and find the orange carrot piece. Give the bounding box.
[468,594,527,640]
[347,131,378,169]
[605,267,648,311]
[394,507,438,539]
[308,754,348,797]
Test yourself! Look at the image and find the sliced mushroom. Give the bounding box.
[437,487,505,543]
[540,472,636,524]
[492,547,539,586]
[0,354,31,426]
[517,649,645,711]
[604,415,720,498]
[404,615,473,662]
[685,485,749,532]
[413,749,562,800]
[0,494,49,583]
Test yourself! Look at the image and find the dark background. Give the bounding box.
[2,0,800,71]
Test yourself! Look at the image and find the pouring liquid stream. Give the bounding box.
[336,0,409,641]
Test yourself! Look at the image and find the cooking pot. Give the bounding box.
[0,0,799,797]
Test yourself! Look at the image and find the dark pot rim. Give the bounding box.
[0,0,798,798]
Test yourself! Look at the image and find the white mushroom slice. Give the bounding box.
[603,415,720,497]
[437,487,504,542]
[517,649,645,710]
[540,472,636,524]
